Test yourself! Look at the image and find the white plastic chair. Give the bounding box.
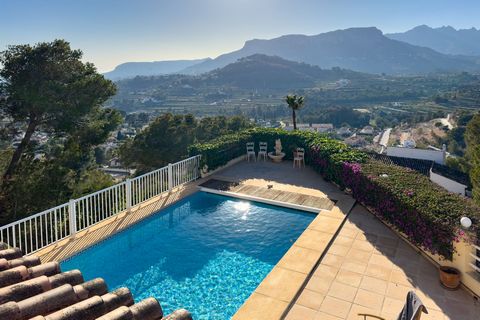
[258,142,267,161]
[293,147,305,168]
[246,142,256,162]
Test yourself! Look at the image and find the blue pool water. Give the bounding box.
[61,192,314,319]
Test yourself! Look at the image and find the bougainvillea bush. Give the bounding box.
[190,128,479,260]
[339,160,479,259]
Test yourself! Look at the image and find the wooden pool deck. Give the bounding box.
[199,178,336,211]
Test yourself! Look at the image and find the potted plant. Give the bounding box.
[439,266,461,290]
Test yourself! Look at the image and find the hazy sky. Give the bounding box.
[1,0,480,72]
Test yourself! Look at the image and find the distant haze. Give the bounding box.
[103,27,480,78]
[2,0,480,72]
[386,25,480,56]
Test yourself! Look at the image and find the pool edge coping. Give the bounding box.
[231,193,356,320]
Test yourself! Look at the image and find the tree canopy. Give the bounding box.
[0,39,116,178]
[285,95,305,130]
[0,40,121,223]
[120,114,252,173]
[465,113,480,203]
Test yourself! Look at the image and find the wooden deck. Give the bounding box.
[199,179,336,211]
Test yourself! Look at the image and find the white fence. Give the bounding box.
[0,155,201,254]
[471,244,480,274]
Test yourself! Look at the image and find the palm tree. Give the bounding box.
[285,95,305,130]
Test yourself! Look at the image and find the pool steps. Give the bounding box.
[0,243,192,320]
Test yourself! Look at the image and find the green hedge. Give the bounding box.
[188,127,366,171]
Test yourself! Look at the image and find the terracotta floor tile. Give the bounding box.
[309,216,342,234]
[285,304,317,320]
[381,297,405,315]
[364,263,392,281]
[355,232,378,243]
[359,276,388,295]
[347,304,383,320]
[338,227,358,239]
[389,269,415,287]
[255,267,306,302]
[329,244,351,257]
[296,289,325,311]
[320,296,352,319]
[420,309,446,320]
[336,269,363,287]
[347,248,372,264]
[352,239,375,252]
[385,282,412,301]
[341,260,368,274]
[373,245,397,258]
[354,288,384,310]
[376,236,399,249]
[334,235,355,247]
[369,254,394,268]
[295,229,332,251]
[322,253,345,268]
[232,293,288,320]
[314,312,344,320]
[278,245,321,274]
[314,264,339,278]
[328,281,358,302]
[414,290,444,312]
[306,274,335,295]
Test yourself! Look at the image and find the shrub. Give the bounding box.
[190,128,479,259]
[339,160,479,259]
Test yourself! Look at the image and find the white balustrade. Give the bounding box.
[0,155,201,254]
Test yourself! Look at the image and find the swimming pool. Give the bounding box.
[61,192,314,319]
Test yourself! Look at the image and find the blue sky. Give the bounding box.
[1,0,479,72]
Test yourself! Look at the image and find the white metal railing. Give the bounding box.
[0,155,201,254]
[470,243,480,273]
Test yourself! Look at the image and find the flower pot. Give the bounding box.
[439,266,461,290]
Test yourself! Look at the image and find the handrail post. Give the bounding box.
[68,199,77,238]
[126,178,132,211]
[168,163,173,192]
[197,155,201,179]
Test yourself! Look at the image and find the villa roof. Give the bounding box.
[368,153,470,187]
[368,152,433,176]
[0,242,192,320]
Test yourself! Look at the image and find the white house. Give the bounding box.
[359,126,375,135]
[337,127,352,137]
[386,145,446,165]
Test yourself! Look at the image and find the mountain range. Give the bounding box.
[105,26,480,79]
[103,58,210,80]
[386,25,480,56]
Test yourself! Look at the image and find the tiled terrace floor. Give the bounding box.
[285,205,480,320]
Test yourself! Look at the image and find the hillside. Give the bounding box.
[115,54,372,92]
[203,54,370,89]
[180,27,479,75]
[103,58,210,80]
[387,25,480,56]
